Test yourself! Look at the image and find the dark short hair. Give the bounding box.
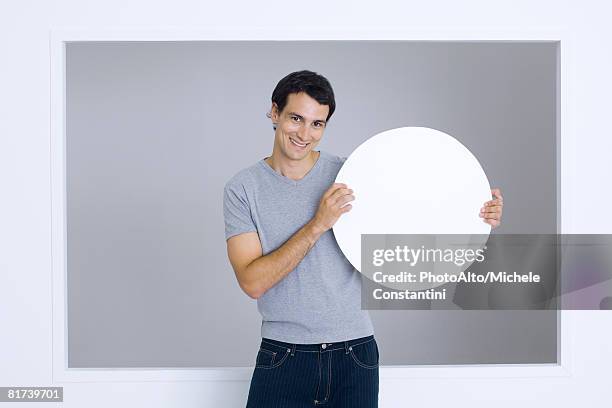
[271,70,336,121]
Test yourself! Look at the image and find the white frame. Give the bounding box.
[50,27,573,383]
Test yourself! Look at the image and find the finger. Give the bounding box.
[481,205,502,214]
[483,211,501,220]
[480,207,500,216]
[329,183,347,193]
[482,206,502,215]
[478,210,497,218]
[330,187,352,202]
[484,198,503,207]
[324,183,347,199]
[339,204,352,214]
[329,187,353,203]
[335,194,355,208]
[491,188,503,201]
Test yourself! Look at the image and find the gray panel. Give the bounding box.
[66,41,558,367]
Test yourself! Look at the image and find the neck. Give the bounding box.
[265,150,320,181]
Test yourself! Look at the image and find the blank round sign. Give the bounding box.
[333,126,492,273]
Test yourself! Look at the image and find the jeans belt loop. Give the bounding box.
[344,340,350,354]
[291,343,296,357]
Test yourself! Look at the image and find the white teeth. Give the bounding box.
[290,138,308,148]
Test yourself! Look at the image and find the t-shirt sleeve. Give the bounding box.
[223,180,257,240]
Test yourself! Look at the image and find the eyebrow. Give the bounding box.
[288,112,327,124]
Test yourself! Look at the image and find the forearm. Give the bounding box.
[241,219,325,298]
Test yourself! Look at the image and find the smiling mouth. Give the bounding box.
[289,137,309,148]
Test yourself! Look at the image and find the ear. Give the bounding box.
[270,102,280,122]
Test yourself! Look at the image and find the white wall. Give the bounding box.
[1,0,611,406]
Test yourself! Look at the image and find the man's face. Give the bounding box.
[270,92,329,161]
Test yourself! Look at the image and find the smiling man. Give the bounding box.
[223,70,503,407]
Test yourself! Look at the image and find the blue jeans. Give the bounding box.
[246,335,379,407]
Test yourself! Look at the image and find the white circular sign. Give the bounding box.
[333,127,492,275]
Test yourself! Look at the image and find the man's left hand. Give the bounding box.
[479,188,503,228]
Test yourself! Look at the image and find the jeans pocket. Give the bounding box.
[349,339,379,369]
[255,342,291,369]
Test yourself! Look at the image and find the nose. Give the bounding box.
[296,124,309,142]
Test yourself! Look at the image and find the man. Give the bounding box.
[223,70,503,407]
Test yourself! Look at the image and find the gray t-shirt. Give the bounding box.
[223,150,374,343]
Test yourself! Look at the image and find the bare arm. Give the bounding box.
[226,183,354,299]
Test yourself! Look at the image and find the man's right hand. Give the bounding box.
[311,183,355,233]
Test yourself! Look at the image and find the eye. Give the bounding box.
[313,122,324,128]
[290,115,301,122]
